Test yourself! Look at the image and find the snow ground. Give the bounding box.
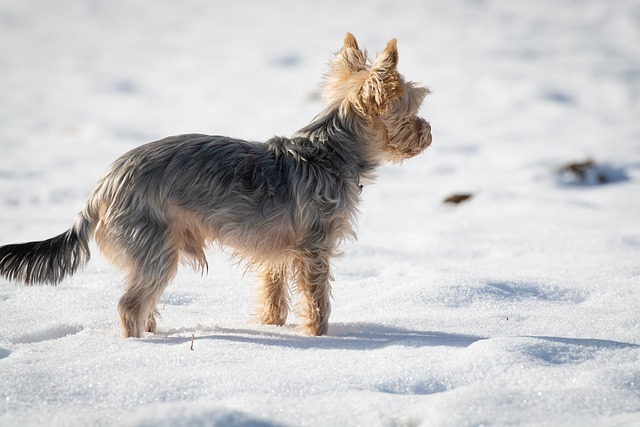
[1,0,639,426]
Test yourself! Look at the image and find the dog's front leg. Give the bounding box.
[256,264,290,326]
[296,251,332,336]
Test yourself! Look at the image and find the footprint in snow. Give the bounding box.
[11,324,83,344]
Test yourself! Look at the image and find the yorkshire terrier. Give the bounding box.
[0,33,431,337]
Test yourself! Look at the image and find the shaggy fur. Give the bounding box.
[0,33,432,337]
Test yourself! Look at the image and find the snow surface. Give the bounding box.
[1,0,639,426]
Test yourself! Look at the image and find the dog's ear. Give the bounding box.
[333,32,367,74]
[324,33,366,92]
[343,32,359,51]
[323,33,368,108]
[357,38,400,117]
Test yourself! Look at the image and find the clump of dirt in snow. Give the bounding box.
[443,193,473,204]
[556,159,628,186]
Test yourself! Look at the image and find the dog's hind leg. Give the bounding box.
[118,257,178,337]
[256,264,289,326]
[115,224,179,338]
[295,251,332,336]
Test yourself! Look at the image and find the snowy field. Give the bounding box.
[1,0,639,425]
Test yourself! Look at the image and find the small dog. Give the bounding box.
[0,33,431,337]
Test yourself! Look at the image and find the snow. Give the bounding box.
[1,0,639,425]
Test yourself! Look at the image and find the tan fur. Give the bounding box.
[256,264,290,326]
[167,205,209,274]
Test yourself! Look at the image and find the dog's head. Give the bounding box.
[323,33,432,163]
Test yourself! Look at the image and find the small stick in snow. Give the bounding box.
[190,333,195,351]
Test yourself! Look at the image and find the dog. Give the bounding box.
[0,33,431,337]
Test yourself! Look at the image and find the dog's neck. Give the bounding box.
[290,108,376,179]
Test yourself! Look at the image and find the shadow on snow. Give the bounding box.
[142,322,485,350]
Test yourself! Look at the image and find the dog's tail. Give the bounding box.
[0,212,95,285]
